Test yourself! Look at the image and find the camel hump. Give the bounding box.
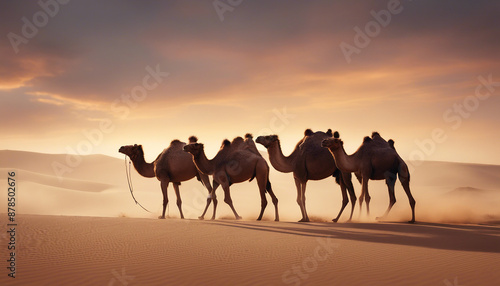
[189,136,198,143]
[170,139,182,145]
[222,139,231,148]
[244,134,256,145]
[388,139,395,149]
[370,132,392,147]
[326,129,332,136]
[304,129,314,136]
[333,131,340,138]
[244,136,261,155]
[231,137,245,149]
[229,135,260,155]
[363,136,372,143]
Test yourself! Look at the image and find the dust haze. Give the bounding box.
[1,151,499,225]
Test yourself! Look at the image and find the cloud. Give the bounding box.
[1,0,499,163]
[0,88,92,136]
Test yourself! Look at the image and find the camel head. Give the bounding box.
[183,136,204,156]
[118,144,143,159]
[321,138,343,150]
[256,135,279,148]
[183,143,204,155]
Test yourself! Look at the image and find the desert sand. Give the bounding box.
[1,150,500,285]
[1,215,500,285]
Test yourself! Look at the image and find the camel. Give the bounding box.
[118,139,213,219]
[183,134,279,221]
[321,132,416,223]
[256,129,356,222]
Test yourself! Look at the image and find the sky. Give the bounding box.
[1,0,500,164]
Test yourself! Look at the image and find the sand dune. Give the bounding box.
[410,160,500,190]
[0,150,131,185]
[0,214,499,285]
[1,150,499,223]
[446,186,496,195]
[2,168,112,193]
[1,150,500,285]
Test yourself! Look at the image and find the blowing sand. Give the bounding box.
[1,150,500,285]
[1,214,499,285]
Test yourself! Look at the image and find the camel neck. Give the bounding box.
[192,149,215,175]
[130,153,156,178]
[331,146,358,173]
[267,140,295,173]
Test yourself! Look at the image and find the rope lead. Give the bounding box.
[125,156,152,213]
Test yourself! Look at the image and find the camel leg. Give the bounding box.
[294,177,309,222]
[199,173,213,194]
[294,177,305,221]
[200,180,219,220]
[399,172,416,223]
[365,187,371,217]
[266,180,279,222]
[343,172,357,222]
[222,181,241,220]
[301,183,309,222]
[172,183,184,219]
[377,173,397,222]
[159,180,170,219]
[358,178,365,215]
[332,176,349,223]
[359,177,371,218]
[198,172,214,220]
[211,182,219,220]
[255,162,279,221]
[256,175,268,221]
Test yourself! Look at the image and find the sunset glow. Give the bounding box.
[1,0,499,164]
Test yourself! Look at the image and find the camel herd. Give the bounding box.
[119,129,416,223]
